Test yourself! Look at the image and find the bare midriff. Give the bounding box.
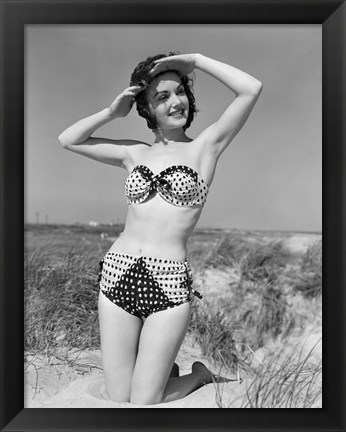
[108,197,203,262]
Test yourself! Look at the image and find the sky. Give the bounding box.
[25,25,321,232]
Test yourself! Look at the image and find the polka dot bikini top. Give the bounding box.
[125,165,209,207]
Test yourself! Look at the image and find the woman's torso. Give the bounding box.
[108,139,217,262]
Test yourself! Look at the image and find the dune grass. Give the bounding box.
[213,339,322,408]
[189,236,321,358]
[294,239,322,298]
[241,340,322,408]
[24,242,101,359]
[24,225,322,407]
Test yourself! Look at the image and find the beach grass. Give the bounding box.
[239,342,322,408]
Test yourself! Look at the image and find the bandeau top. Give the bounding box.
[125,164,209,207]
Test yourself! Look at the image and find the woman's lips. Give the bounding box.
[169,109,184,117]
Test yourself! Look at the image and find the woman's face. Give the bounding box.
[146,71,189,131]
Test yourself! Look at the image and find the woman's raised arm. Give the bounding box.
[193,53,262,156]
[151,53,262,158]
[57,85,145,167]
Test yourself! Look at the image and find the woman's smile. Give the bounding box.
[169,108,185,118]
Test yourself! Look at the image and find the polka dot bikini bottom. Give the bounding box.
[98,252,202,318]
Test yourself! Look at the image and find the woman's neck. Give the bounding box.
[152,128,190,145]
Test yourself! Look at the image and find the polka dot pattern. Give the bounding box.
[124,165,209,207]
[98,251,202,318]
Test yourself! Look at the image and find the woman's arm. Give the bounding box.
[151,53,262,158]
[193,53,262,157]
[57,85,144,167]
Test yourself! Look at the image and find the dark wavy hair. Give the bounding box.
[130,52,197,131]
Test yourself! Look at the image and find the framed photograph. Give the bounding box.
[1,0,345,431]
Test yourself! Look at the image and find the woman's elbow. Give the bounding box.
[57,133,70,149]
[252,80,263,95]
[239,80,263,98]
[256,80,263,94]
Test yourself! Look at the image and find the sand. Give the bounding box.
[282,233,321,255]
[24,335,248,408]
[24,329,321,408]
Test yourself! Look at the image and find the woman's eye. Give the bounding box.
[159,95,167,101]
[177,89,185,95]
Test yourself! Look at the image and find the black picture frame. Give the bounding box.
[1,1,345,431]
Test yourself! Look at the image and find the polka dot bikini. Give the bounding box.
[100,165,206,317]
[125,165,209,206]
[98,252,202,318]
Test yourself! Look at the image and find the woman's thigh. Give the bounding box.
[98,291,143,402]
[130,302,191,404]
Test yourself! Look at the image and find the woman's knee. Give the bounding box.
[105,381,131,403]
[130,391,163,405]
[130,380,164,405]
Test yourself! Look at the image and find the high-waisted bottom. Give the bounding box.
[98,251,202,318]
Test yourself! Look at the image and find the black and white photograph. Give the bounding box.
[23,24,323,409]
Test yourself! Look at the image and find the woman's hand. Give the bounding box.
[150,54,199,77]
[108,85,145,118]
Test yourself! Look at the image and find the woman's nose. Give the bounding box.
[170,93,182,106]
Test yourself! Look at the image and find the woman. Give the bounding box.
[58,52,262,405]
